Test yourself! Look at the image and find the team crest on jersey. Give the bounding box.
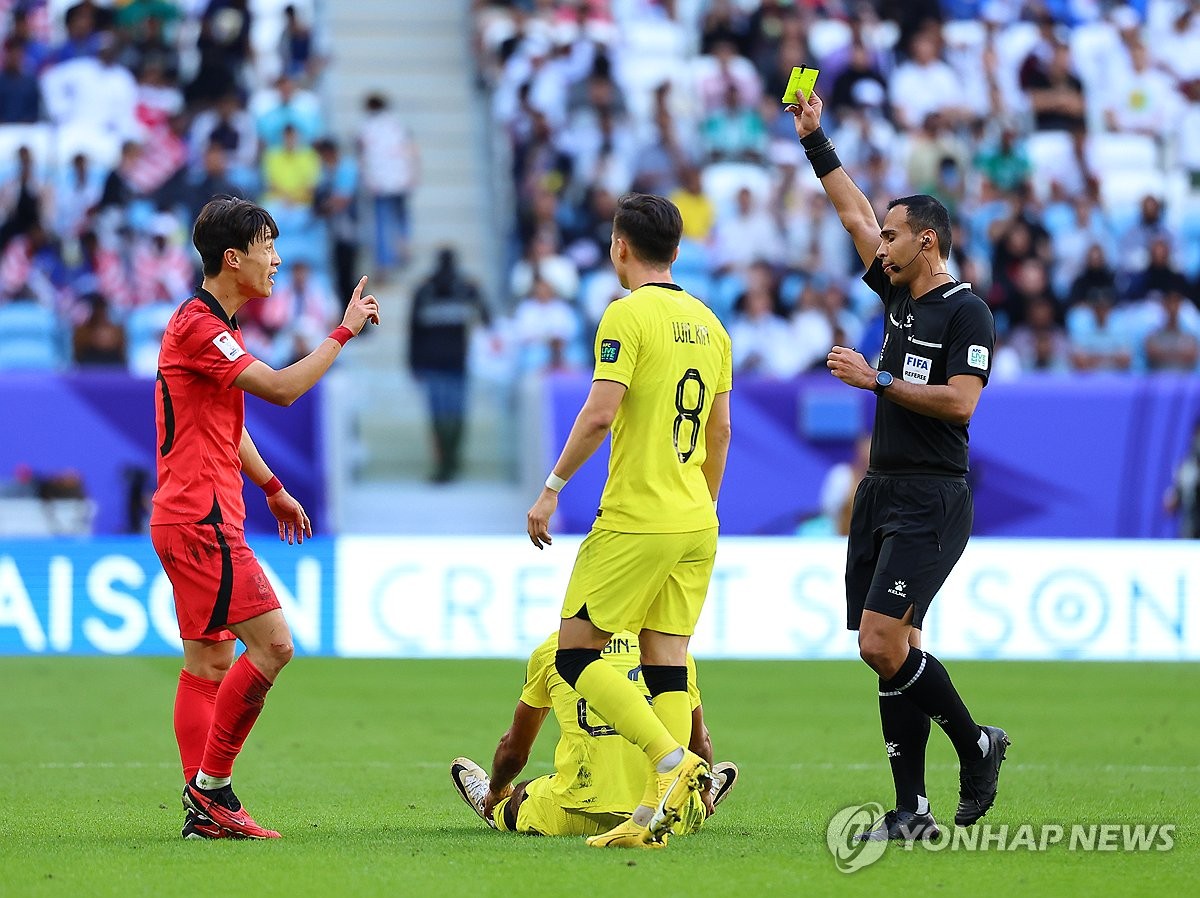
[599,339,621,363]
[212,331,245,362]
[903,353,931,384]
[968,344,990,370]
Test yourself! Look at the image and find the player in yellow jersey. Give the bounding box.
[525,193,733,849]
[448,631,739,836]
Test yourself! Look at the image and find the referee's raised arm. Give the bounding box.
[785,89,880,269]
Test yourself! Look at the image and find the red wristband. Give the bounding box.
[261,475,284,497]
[329,325,354,346]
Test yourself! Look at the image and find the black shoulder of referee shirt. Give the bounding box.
[862,258,996,477]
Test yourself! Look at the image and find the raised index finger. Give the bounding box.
[351,275,368,302]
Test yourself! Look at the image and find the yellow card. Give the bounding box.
[782,65,819,103]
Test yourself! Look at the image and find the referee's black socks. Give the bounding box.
[878,683,931,814]
[882,646,986,764]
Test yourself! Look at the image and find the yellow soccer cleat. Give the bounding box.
[585,818,668,849]
[648,750,712,839]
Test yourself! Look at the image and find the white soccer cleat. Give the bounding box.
[450,757,496,829]
[709,761,739,808]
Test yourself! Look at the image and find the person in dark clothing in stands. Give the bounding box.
[0,37,40,123]
[409,247,491,483]
[73,294,127,367]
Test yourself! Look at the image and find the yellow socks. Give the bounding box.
[575,660,677,766]
[652,691,691,746]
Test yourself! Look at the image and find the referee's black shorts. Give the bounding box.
[845,474,973,631]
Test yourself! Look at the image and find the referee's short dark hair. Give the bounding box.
[613,193,683,266]
[888,194,952,259]
[193,196,280,277]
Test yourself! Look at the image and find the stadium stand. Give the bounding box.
[5,0,1200,532]
[472,0,1200,380]
[0,0,339,372]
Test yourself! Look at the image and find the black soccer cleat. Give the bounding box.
[181,809,228,840]
[955,724,1010,826]
[856,808,942,842]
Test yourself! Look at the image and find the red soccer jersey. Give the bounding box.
[151,289,258,526]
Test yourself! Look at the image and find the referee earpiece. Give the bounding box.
[894,235,931,274]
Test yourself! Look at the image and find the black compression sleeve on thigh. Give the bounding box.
[555,648,602,688]
[640,664,688,696]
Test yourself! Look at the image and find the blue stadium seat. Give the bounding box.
[675,273,713,307]
[0,303,63,371]
[0,123,54,182]
[1178,199,1200,280]
[0,302,58,340]
[126,302,174,348]
[0,337,62,371]
[780,271,807,309]
[674,238,709,275]
[709,273,747,323]
[127,305,175,377]
[271,206,330,276]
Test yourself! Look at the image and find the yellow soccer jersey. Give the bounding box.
[519,631,701,813]
[592,283,733,533]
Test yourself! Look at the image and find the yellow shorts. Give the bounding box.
[561,528,718,636]
[514,776,626,836]
[513,775,706,837]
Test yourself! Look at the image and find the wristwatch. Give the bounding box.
[873,370,893,395]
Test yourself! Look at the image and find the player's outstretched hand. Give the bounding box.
[826,345,874,390]
[785,88,823,140]
[342,275,381,335]
[527,488,558,549]
[267,487,312,545]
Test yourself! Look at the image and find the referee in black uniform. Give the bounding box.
[787,89,1009,841]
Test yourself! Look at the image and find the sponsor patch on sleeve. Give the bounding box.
[967,344,990,370]
[213,331,246,362]
[599,339,621,363]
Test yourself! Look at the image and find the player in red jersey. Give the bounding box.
[152,196,379,840]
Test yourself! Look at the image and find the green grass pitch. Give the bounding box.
[1,657,1196,897]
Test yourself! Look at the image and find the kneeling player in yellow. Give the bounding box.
[525,193,733,848]
[450,630,738,836]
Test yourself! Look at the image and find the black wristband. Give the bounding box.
[809,147,842,178]
[800,127,830,152]
[800,126,842,178]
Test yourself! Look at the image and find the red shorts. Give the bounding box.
[151,522,281,641]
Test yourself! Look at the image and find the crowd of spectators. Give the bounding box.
[473,0,1200,379]
[0,0,406,374]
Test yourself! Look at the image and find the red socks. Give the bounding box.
[174,669,220,782]
[198,655,273,779]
